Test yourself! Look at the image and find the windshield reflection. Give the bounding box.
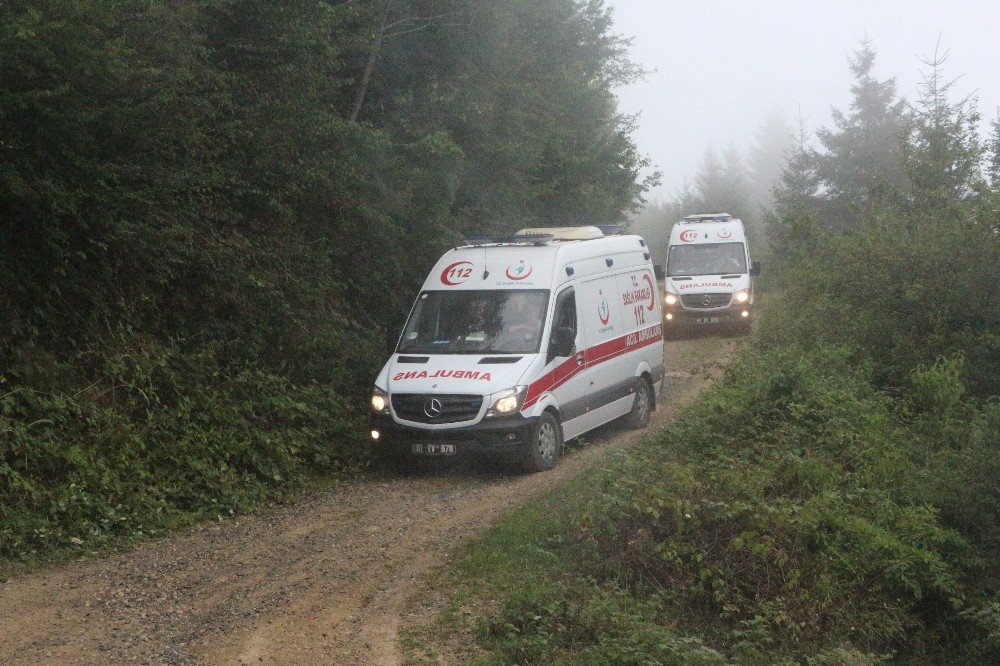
[667,242,747,276]
[398,290,549,354]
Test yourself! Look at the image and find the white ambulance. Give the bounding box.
[370,226,664,472]
[661,214,760,333]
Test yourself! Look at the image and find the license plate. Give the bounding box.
[695,317,720,324]
[411,443,456,455]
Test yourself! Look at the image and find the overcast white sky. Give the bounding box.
[608,0,1000,201]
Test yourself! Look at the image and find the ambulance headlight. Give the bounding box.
[371,387,390,414]
[487,386,527,417]
[734,290,750,303]
[664,292,679,305]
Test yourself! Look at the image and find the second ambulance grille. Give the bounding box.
[392,394,484,424]
[681,293,732,309]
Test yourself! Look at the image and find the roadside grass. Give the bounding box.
[399,461,611,666]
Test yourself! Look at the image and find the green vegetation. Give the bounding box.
[456,346,996,664]
[0,0,649,561]
[411,42,999,663]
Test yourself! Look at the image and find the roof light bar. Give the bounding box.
[509,233,554,245]
[459,233,555,247]
[680,213,734,224]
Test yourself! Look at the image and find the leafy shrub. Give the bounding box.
[0,331,370,559]
[578,347,997,662]
[480,580,726,665]
[759,207,999,399]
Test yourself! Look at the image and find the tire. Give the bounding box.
[523,412,562,473]
[625,377,653,429]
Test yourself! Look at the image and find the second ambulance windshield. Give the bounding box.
[667,242,747,277]
[398,290,549,354]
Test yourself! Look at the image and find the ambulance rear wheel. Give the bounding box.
[523,412,562,473]
[626,377,653,429]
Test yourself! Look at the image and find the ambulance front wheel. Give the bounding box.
[523,412,562,473]
[626,377,653,429]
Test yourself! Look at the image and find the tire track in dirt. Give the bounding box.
[0,338,733,665]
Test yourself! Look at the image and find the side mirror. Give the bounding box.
[749,260,761,277]
[549,326,576,360]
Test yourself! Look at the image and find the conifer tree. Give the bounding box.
[988,111,1000,189]
[904,45,983,213]
[748,111,793,211]
[771,117,823,265]
[814,40,908,227]
[694,145,750,220]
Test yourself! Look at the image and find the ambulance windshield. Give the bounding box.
[398,290,550,354]
[667,242,746,277]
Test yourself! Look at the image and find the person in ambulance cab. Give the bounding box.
[492,292,545,352]
[461,297,492,343]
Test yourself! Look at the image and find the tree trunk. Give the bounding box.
[349,0,391,123]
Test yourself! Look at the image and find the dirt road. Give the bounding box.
[0,337,732,665]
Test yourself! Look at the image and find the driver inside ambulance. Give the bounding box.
[492,292,545,351]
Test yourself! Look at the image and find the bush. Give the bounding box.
[759,208,1000,399]
[480,580,726,665]
[577,347,997,662]
[0,334,368,559]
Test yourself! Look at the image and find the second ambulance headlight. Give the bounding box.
[664,291,679,305]
[734,290,750,303]
[371,386,390,414]
[487,386,528,417]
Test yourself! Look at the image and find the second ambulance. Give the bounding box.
[662,213,760,333]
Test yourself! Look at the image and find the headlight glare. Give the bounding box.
[734,290,750,303]
[664,292,678,305]
[371,387,390,414]
[493,394,519,413]
[487,386,527,417]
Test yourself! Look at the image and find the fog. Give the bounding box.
[609,0,1000,200]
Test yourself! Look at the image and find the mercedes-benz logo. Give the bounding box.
[701,295,713,307]
[423,397,443,418]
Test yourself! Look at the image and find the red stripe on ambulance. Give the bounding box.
[521,323,662,410]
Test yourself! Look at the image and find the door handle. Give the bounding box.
[576,352,585,366]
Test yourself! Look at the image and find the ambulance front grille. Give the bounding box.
[391,394,484,424]
[681,293,732,309]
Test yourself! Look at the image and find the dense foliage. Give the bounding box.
[568,350,998,663]
[477,43,999,663]
[0,0,648,560]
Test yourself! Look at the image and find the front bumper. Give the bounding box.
[664,304,753,326]
[370,413,539,456]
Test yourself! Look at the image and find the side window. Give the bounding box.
[547,288,577,362]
